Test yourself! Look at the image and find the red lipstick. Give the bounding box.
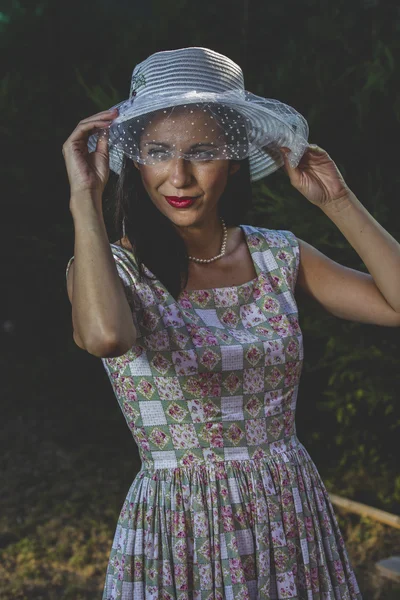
[164,196,198,208]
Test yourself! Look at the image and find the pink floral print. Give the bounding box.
[68,226,364,600]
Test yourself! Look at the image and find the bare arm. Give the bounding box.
[67,194,137,357]
[295,189,400,327]
[63,106,136,357]
[296,237,400,327]
[280,145,400,326]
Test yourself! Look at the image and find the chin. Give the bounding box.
[157,201,203,222]
[166,211,200,227]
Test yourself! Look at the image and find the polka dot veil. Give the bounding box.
[89,93,308,181]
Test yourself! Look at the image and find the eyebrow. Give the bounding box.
[146,142,215,149]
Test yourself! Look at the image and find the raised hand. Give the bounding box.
[280,144,352,209]
[62,107,118,199]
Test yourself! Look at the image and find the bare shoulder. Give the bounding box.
[112,237,133,251]
[295,237,346,291]
[295,236,348,294]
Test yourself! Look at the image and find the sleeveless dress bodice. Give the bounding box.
[65,225,362,600]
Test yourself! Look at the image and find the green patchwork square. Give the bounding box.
[215,306,241,328]
[265,413,285,441]
[256,293,282,316]
[264,364,285,391]
[188,290,216,309]
[195,537,212,564]
[174,447,204,464]
[243,342,265,368]
[163,400,192,424]
[221,370,243,395]
[180,373,222,398]
[146,425,174,451]
[267,268,289,294]
[243,393,264,419]
[275,546,295,573]
[194,421,223,447]
[132,377,160,400]
[168,326,194,350]
[147,351,176,377]
[222,421,246,446]
[196,347,222,373]
[136,306,164,333]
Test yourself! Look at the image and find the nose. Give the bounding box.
[168,157,193,188]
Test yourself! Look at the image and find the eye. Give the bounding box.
[147,148,172,161]
[148,148,167,155]
[192,150,215,160]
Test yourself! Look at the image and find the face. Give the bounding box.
[133,106,240,228]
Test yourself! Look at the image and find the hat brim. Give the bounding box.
[88,90,309,182]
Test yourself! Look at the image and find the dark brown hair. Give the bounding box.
[112,107,253,299]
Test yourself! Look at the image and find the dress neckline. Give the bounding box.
[182,224,261,295]
[183,272,260,295]
[111,223,263,296]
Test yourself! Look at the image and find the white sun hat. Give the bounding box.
[88,47,309,182]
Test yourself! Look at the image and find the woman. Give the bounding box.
[63,47,400,600]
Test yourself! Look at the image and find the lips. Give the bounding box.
[164,195,199,208]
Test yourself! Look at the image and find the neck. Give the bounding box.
[176,215,224,260]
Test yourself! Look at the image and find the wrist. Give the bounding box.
[69,191,103,217]
[321,190,357,215]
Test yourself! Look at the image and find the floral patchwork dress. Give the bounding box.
[66,225,362,600]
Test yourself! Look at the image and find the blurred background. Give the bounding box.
[2,0,400,597]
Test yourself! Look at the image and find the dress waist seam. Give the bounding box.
[137,437,312,475]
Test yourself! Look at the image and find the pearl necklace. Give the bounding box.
[188,219,228,264]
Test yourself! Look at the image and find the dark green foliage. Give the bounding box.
[2,1,400,596]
